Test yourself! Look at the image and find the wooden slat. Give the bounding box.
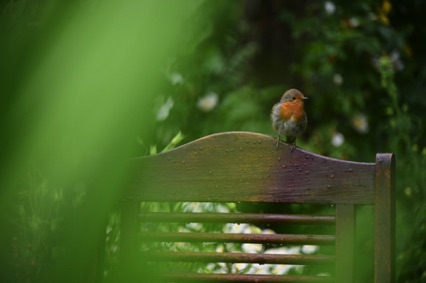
[374,153,395,283]
[140,212,336,225]
[163,273,334,282]
[146,251,335,265]
[335,204,355,283]
[141,232,335,245]
[129,132,375,204]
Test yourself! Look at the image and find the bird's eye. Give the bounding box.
[291,97,296,101]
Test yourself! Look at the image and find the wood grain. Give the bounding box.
[139,212,336,225]
[129,132,375,204]
[375,153,395,283]
[146,251,334,265]
[140,232,335,245]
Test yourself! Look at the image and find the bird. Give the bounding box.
[271,88,308,148]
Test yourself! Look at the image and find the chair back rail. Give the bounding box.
[129,132,375,204]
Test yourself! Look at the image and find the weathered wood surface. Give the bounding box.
[139,212,336,225]
[129,132,375,204]
[146,251,335,265]
[375,153,395,283]
[140,232,335,245]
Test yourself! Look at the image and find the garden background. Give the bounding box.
[0,0,425,282]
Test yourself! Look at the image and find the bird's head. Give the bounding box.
[280,89,308,103]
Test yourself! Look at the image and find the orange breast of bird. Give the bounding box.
[279,100,305,121]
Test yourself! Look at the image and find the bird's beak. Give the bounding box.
[302,97,308,100]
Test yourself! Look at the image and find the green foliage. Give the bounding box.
[2,0,426,282]
[151,1,425,281]
[377,48,426,282]
[12,167,64,282]
[1,1,197,282]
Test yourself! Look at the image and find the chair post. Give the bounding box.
[375,153,395,283]
[335,204,355,283]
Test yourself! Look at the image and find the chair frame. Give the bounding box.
[114,131,395,283]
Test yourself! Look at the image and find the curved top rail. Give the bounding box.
[129,131,375,204]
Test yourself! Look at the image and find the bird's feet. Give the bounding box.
[275,136,281,148]
[285,137,297,152]
[289,143,296,152]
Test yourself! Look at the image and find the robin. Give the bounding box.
[271,88,308,147]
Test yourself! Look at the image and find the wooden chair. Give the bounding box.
[114,132,395,283]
